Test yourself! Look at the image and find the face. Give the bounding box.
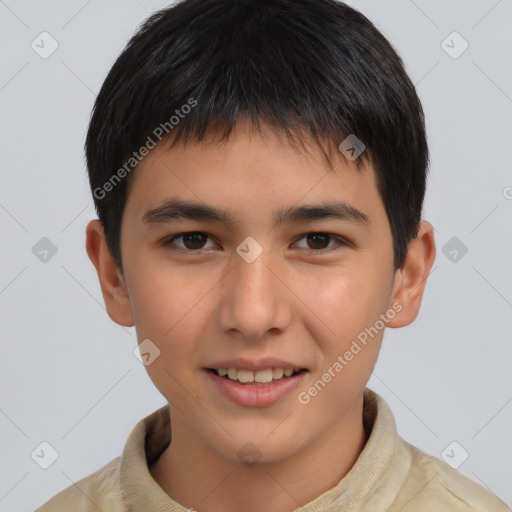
[94,120,411,464]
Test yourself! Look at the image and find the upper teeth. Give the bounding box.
[216,367,298,383]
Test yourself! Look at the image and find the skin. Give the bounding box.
[86,119,436,512]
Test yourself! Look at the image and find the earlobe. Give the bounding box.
[85,220,135,327]
[386,221,436,328]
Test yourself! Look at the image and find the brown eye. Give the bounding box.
[182,232,208,250]
[306,233,331,250]
[294,232,346,252]
[165,232,215,251]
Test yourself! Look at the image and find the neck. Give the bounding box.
[150,397,368,512]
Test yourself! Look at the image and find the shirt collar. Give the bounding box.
[120,388,412,511]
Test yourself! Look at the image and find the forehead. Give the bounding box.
[123,120,384,229]
[128,118,367,184]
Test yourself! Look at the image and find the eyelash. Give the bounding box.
[163,231,349,255]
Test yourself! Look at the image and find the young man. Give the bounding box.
[36,0,511,510]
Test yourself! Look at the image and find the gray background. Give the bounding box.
[1,0,511,510]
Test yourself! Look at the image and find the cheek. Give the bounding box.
[129,265,208,334]
[295,268,385,338]
[130,272,206,407]
[295,270,390,389]
[127,269,212,396]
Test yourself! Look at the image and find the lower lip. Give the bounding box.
[205,370,308,408]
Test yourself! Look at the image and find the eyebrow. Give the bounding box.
[141,198,370,229]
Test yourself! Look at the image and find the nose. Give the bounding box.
[217,247,293,343]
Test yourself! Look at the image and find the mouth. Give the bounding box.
[206,367,308,385]
[204,365,310,407]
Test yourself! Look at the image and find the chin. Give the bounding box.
[207,428,308,467]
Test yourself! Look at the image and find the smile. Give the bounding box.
[208,367,304,384]
[205,368,309,407]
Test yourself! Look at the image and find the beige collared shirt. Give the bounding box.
[35,388,511,511]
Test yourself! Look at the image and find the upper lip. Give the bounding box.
[205,357,308,372]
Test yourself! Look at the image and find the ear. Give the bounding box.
[85,219,135,327]
[386,221,436,328]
